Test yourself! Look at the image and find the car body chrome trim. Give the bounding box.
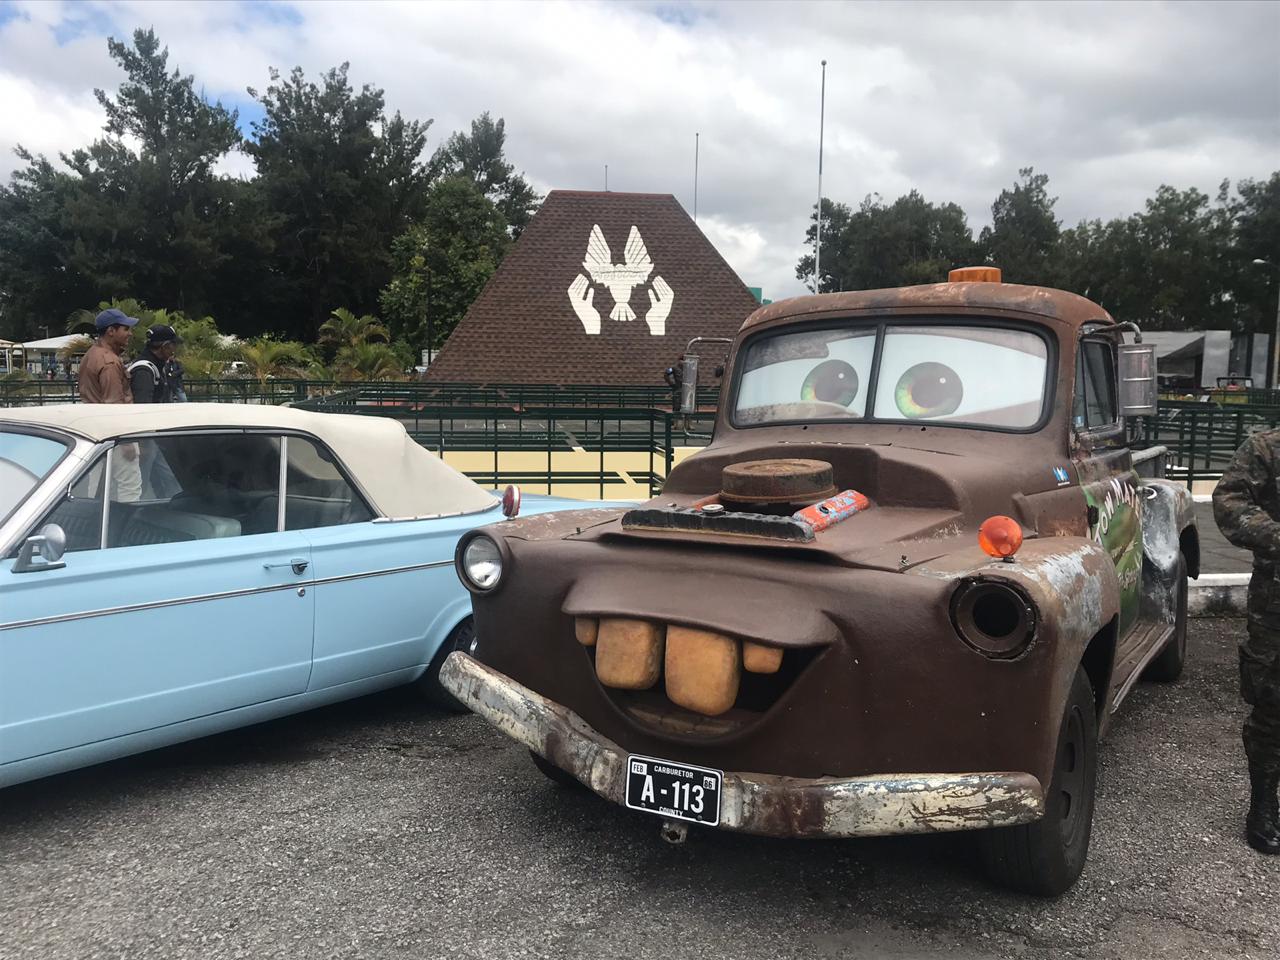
[0,558,453,632]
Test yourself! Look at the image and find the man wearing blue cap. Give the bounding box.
[78,308,138,404]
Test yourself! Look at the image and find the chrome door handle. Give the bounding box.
[264,558,309,575]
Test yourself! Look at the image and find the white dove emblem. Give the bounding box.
[567,224,676,336]
[582,224,653,323]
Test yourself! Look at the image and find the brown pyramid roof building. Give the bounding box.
[424,190,761,385]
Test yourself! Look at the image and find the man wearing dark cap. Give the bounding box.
[78,308,137,404]
[128,324,183,404]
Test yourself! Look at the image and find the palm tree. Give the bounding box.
[238,339,309,387]
[334,342,404,382]
[57,336,91,376]
[319,308,389,358]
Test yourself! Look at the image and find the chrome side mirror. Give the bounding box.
[13,523,68,574]
[678,354,699,414]
[1118,343,1157,417]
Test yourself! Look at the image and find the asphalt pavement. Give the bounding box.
[1193,501,1252,575]
[1,619,1276,960]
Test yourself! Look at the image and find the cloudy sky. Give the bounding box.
[1,0,1276,299]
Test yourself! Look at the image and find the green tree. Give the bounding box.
[318,307,389,361]
[0,30,267,339]
[979,167,1061,284]
[379,176,509,354]
[432,112,540,238]
[237,338,309,386]
[334,341,405,381]
[246,63,432,340]
[797,191,978,292]
[1230,173,1280,335]
[65,30,249,314]
[0,151,96,340]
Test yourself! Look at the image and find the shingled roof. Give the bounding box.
[424,190,761,385]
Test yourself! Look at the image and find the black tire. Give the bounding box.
[528,749,585,789]
[416,618,475,711]
[1144,555,1188,683]
[979,666,1097,897]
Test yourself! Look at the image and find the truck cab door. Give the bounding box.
[1072,337,1147,685]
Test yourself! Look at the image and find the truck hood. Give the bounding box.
[495,440,1085,573]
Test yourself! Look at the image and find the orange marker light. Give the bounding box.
[978,515,1023,558]
[948,266,1002,283]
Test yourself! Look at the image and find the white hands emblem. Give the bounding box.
[645,276,673,336]
[567,224,674,336]
[567,274,600,335]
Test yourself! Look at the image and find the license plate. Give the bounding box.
[624,755,722,826]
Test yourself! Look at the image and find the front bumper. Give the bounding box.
[440,652,1046,839]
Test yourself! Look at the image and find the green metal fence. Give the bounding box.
[0,378,323,407]
[1129,404,1280,488]
[0,378,719,411]
[301,397,716,498]
[10,373,1279,493]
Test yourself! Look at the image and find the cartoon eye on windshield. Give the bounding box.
[734,330,874,421]
[873,328,1047,428]
[801,359,859,407]
[894,362,962,418]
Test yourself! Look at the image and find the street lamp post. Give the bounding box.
[1253,259,1280,390]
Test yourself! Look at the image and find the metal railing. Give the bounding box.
[305,399,716,498]
[1,378,720,411]
[13,372,1280,494]
[1129,406,1280,487]
[0,378,325,407]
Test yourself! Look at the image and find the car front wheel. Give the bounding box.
[416,618,475,711]
[979,666,1098,896]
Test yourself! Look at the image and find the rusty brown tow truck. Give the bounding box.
[440,268,1198,896]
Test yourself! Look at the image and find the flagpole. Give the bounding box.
[815,59,827,294]
[694,132,700,222]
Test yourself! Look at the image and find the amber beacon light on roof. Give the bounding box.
[949,266,1003,283]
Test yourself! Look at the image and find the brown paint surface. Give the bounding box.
[466,281,1187,803]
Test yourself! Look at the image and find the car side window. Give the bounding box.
[43,456,108,553]
[284,437,373,530]
[105,434,282,547]
[1074,340,1118,430]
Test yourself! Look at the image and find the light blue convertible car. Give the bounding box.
[0,403,594,787]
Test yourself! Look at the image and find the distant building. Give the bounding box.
[1145,330,1271,389]
[2,335,86,377]
[424,190,761,386]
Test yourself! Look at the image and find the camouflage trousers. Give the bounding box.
[1244,575,1280,774]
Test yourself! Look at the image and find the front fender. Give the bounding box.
[913,537,1119,753]
[1140,478,1196,580]
[914,537,1120,665]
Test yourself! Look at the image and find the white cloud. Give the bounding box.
[0,0,1276,301]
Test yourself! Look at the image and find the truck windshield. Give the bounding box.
[0,429,72,524]
[734,324,1049,430]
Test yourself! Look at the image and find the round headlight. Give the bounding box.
[460,536,504,591]
[950,578,1038,659]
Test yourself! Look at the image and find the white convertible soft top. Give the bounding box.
[0,403,498,519]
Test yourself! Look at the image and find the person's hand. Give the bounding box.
[644,275,674,336]
[568,274,600,334]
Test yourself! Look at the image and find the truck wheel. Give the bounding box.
[528,749,585,789]
[979,666,1097,896]
[416,618,475,712]
[1144,555,1188,683]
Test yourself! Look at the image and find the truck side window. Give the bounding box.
[1075,340,1118,430]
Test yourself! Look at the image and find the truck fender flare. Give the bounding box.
[1139,478,1194,582]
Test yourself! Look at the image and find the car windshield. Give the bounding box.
[733,323,1049,430]
[0,429,72,523]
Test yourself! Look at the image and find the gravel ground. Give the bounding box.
[1,618,1276,960]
